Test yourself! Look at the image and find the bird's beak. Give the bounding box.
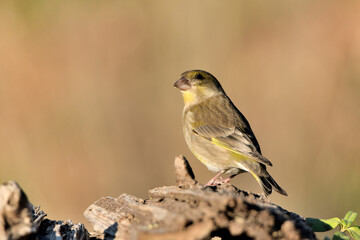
[174,77,191,91]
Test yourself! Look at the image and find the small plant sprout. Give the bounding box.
[306,211,360,240]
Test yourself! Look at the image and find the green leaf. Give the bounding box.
[341,219,347,230]
[306,217,342,232]
[347,226,360,239]
[343,211,358,228]
[332,231,350,240]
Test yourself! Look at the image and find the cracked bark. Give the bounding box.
[84,156,315,240]
[0,156,315,240]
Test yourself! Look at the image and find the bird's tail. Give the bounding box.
[258,174,288,196]
[235,159,287,196]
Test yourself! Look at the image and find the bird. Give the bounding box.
[174,70,287,196]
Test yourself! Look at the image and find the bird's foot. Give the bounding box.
[205,174,236,186]
[220,177,231,184]
[205,179,220,186]
[209,177,231,186]
[212,179,226,185]
[205,171,225,186]
[205,173,236,186]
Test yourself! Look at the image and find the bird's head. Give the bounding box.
[174,70,224,105]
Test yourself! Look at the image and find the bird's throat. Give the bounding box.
[182,91,195,104]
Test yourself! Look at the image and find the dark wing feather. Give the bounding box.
[193,125,272,166]
[189,94,272,166]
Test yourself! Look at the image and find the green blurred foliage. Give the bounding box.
[0,0,359,230]
[306,211,360,239]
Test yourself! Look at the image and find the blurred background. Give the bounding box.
[0,0,359,234]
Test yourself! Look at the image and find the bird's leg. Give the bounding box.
[205,171,225,186]
[221,174,237,184]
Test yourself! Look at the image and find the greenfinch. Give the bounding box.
[174,70,287,196]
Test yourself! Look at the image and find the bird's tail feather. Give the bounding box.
[258,176,272,195]
[237,161,287,196]
[259,175,288,196]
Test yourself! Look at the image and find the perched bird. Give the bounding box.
[174,70,287,196]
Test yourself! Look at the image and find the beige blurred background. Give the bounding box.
[0,0,359,231]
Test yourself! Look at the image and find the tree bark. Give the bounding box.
[0,181,88,240]
[83,155,315,240]
[0,155,315,240]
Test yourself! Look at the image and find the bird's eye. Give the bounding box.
[195,73,204,80]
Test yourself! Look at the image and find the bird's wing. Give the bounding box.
[187,94,272,166]
[192,124,272,166]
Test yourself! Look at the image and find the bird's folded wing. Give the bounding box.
[193,125,273,166]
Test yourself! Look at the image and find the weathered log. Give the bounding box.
[0,181,88,240]
[84,155,316,240]
[0,181,36,239]
[0,156,316,239]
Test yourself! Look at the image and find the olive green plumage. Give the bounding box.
[174,70,287,196]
